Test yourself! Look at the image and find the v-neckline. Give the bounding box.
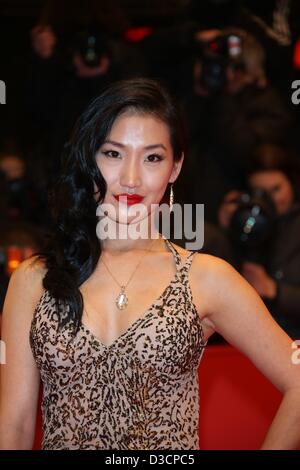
[80,272,180,351]
[79,236,192,351]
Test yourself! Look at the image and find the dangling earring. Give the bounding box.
[169,183,174,212]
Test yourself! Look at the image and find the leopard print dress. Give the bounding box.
[29,236,207,450]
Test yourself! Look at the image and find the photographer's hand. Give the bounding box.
[242,262,277,299]
[218,190,242,229]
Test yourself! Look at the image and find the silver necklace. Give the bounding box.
[101,237,159,310]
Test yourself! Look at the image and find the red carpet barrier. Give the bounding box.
[32,343,282,450]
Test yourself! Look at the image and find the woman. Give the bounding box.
[218,144,300,339]
[0,79,300,450]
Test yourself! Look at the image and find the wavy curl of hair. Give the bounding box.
[32,77,187,336]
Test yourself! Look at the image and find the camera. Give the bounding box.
[195,32,244,93]
[73,30,108,67]
[229,188,276,262]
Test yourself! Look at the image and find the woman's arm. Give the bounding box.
[195,254,300,450]
[0,257,45,449]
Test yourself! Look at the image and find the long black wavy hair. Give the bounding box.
[33,77,187,336]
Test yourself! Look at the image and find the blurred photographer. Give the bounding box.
[21,0,136,183]
[26,23,114,180]
[193,27,267,96]
[180,27,292,223]
[218,144,300,339]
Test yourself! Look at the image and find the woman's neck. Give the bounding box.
[98,219,162,254]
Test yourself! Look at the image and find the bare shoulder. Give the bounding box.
[190,251,255,317]
[168,242,236,301]
[191,252,237,288]
[6,255,47,308]
[189,253,236,331]
[12,254,47,283]
[169,242,231,274]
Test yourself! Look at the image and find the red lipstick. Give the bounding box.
[114,193,144,205]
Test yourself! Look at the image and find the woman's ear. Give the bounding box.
[169,153,184,184]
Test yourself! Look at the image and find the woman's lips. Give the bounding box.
[114,194,144,205]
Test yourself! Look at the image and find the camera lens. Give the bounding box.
[229,188,276,248]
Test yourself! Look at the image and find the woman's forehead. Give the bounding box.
[106,112,171,144]
[111,109,168,128]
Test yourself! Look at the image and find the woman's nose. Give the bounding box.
[120,157,141,189]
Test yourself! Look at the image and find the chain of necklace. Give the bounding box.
[100,236,160,310]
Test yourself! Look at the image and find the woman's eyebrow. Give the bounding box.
[144,144,167,151]
[102,140,125,148]
[102,140,167,151]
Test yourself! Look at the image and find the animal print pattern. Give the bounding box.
[29,237,207,450]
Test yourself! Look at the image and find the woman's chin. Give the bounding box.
[116,213,150,226]
[96,201,159,232]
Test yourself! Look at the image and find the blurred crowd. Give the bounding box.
[1,0,300,341]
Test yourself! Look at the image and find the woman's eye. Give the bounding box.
[102,150,120,158]
[146,154,163,162]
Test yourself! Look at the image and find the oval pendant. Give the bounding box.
[116,289,128,310]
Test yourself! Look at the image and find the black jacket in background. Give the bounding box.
[220,203,300,339]
[264,203,300,339]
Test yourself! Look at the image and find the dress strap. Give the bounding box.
[161,235,195,273]
[161,234,181,269]
[162,237,198,309]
